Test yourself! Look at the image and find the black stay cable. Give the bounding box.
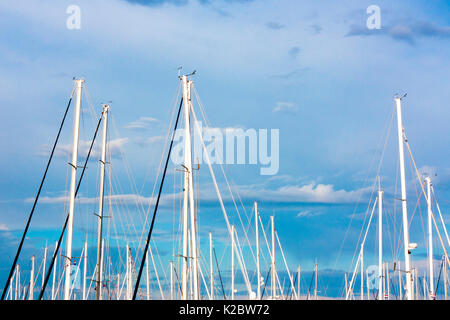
[260,266,271,299]
[38,111,104,300]
[213,247,227,300]
[435,258,444,295]
[132,97,183,300]
[1,94,73,300]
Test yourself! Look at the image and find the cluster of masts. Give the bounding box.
[2,76,321,300]
[344,97,450,300]
[2,78,449,300]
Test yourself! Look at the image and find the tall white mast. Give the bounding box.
[426,177,435,299]
[64,79,83,300]
[394,96,413,300]
[398,261,402,299]
[170,261,174,300]
[126,244,131,300]
[443,255,447,300]
[180,75,199,299]
[15,265,19,300]
[83,241,87,300]
[360,245,364,300]
[146,249,150,300]
[297,266,301,299]
[29,255,35,300]
[255,202,261,300]
[231,225,235,300]
[42,245,47,289]
[386,262,390,300]
[314,261,318,300]
[209,232,214,300]
[271,216,276,299]
[51,242,57,300]
[378,189,383,300]
[96,104,109,300]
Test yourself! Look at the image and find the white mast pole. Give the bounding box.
[209,232,214,300]
[231,225,235,300]
[170,261,174,300]
[83,241,87,300]
[360,245,364,300]
[314,261,318,300]
[271,216,276,299]
[186,78,199,300]
[64,79,83,300]
[180,75,190,300]
[386,262,390,300]
[126,244,130,300]
[95,104,109,300]
[378,189,383,300]
[146,249,150,300]
[426,177,435,299]
[443,255,447,300]
[255,202,261,300]
[423,272,426,300]
[42,245,47,289]
[345,273,348,299]
[29,255,35,300]
[297,266,301,299]
[15,265,19,300]
[52,242,58,300]
[366,270,370,300]
[398,261,402,299]
[394,96,413,300]
[116,272,120,300]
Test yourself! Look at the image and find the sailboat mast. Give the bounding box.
[29,255,35,300]
[314,261,318,300]
[63,79,83,300]
[209,232,214,300]
[231,225,235,300]
[271,216,276,299]
[378,189,383,300]
[180,75,199,299]
[83,241,87,300]
[255,202,261,300]
[360,245,364,300]
[95,104,109,300]
[426,177,435,299]
[394,96,413,300]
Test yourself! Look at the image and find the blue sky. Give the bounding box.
[0,0,449,298]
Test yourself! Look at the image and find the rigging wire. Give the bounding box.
[132,97,184,300]
[1,86,76,300]
[38,110,104,300]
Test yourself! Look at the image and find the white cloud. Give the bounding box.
[236,182,370,204]
[124,116,159,129]
[296,210,323,218]
[26,192,182,206]
[37,138,129,159]
[273,102,298,114]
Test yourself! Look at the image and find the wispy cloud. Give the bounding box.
[296,209,323,218]
[346,21,450,45]
[124,116,159,129]
[236,182,371,204]
[37,138,129,159]
[273,101,298,114]
[25,192,182,206]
